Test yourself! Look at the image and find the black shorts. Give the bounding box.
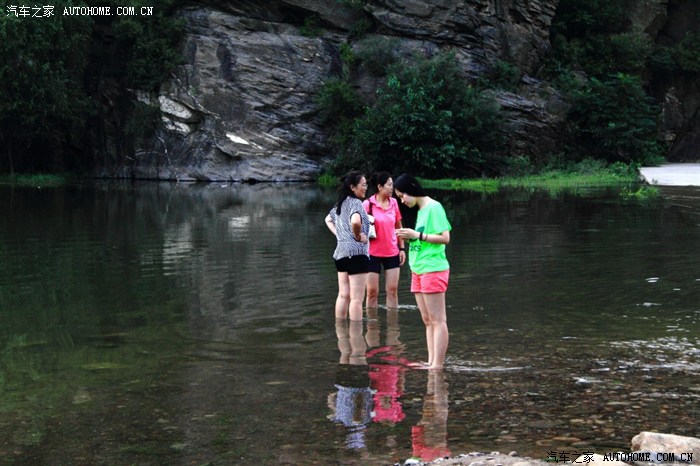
[335,255,369,275]
[368,254,401,274]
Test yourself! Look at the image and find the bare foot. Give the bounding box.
[408,361,430,369]
[414,364,443,370]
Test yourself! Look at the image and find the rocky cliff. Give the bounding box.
[116,0,698,181]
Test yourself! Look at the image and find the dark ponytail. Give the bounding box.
[335,171,365,215]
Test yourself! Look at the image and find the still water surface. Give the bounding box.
[1,182,699,465]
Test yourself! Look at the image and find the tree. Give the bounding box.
[336,52,503,178]
[0,2,93,172]
[568,73,662,164]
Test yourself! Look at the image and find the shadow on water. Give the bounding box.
[0,181,699,465]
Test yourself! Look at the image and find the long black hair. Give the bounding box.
[335,170,365,215]
[394,174,426,197]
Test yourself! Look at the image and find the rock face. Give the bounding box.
[130,7,342,181]
[113,0,699,181]
[633,0,700,162]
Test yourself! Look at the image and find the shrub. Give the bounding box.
[567,73,661,164]
[356,36,399,77]
[315,78,364,126]
[335,52,503,177]
[650,32,700,74]
[481,60,522,91]
[299,16,323,37]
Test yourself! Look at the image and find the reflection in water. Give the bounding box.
[412,371,450,462]
[2,183,700,465]
[329,308,452,462]
[366,308,408,424]
[328,320,373,450]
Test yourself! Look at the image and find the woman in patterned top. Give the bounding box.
[325,171,370,321]
[394,174,452,370]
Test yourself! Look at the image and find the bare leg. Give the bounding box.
[384,267,400,309]
[366,272,380,309]
[414,293,434,366]
[348,272,367,321]
[423,292,448,370]
[335,272,350,319]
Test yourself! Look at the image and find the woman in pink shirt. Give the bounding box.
[363,172,406,310]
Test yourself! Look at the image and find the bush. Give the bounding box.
[108,0,185,91]
[334,52,503,177]
[299,16,323,37]
[481,60,522,91]
[550,0,649,78]
[567,73,661,164]
[315,78,364,126]
[650,32,700,74]
[356,36,399,77]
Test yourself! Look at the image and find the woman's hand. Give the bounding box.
[399,249,406,265]
[395,228,419,240]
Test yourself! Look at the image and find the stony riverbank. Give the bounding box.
[411,432,700,466]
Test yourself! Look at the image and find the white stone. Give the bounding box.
[158,95,194,120]
[226,133,250,145]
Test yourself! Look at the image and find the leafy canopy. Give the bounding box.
[332,52,503,178]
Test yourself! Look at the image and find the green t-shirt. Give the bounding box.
[408,200,451,274]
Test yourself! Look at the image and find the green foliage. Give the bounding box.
[315,76,365,152]
[0,0,184,173]
[316,173,338,187]
[335,52,503,178]
[336,0,371,36]
[356,36,399,77]
[0,1,93,172]
[550,0,649,77]
[674,32,700,72]
[109,0,185,91]
[651,32,700,74]
[608,32,653,73]
[0,173,72,187]
[481,59,522,91]
[620,185,661,200]
[503,155,535,176]
[315,77,364,128]
[338,42,357,79]
[299,16,323,37]
[552,0,631,40]
[567,73,662,164]
[420,160,640,195]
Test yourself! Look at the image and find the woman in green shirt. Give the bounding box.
[394,174,452,370]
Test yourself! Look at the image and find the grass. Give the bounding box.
[318,162,642,195]
[421,165,640,194]
[0,173,72,187]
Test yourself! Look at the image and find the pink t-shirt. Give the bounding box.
[363,195,403,258]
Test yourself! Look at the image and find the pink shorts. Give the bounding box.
[410,269,449,294]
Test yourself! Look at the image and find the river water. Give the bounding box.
[0,182,699,465]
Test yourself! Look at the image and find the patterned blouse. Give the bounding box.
[329,197,370,261]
